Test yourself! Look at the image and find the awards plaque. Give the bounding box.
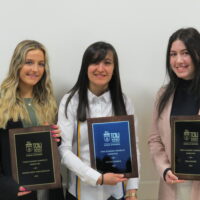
[9,126,61,190]
[171,115,200,180]
[87,115,138,178]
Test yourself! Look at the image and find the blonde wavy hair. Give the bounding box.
[0,40,57,128]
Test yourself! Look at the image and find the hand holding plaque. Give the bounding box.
[87,115,138,178]
[9,126,61,190]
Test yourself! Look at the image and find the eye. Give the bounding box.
[25,60,33,65]
[183,51,190,55]
[105,61,111,65]
[104,59,113,65]
[39,62,45,67]
[170,52,176,57]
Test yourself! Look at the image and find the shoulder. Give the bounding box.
[154,85,168,103]
[0,120,22,131]
[157,85,167,96]
[6,120,23,129]
[60,91,79,106]
[122,93,135,115]
[122,93,132,106]
[59,91,79,115]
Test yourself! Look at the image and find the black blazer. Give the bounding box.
[0,120,23,200]
[0,120,64,200]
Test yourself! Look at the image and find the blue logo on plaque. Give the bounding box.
[104,131,110,142]
[103,131,120,145]
[111,132,120,143]
[92,121,132,173]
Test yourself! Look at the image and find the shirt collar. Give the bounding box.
[87,89,111,104]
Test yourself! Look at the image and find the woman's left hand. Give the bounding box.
[51,124,61,143]
[125,189,137,200]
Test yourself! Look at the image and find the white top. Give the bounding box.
[58,90,140,200]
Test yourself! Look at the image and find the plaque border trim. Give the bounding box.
[171,115,200,180]
[87,115,138,178]
[9,126,61,190]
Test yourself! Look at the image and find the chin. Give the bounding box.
[177,76,191,80]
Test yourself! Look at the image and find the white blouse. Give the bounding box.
[58,90,140,200]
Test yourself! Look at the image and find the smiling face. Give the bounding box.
[88,51,114,96]
[19,49,45,92]
[170,40,195,80]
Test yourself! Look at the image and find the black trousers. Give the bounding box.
[17,188,65,200]
[66,191,124,200]
[66,191,77,200]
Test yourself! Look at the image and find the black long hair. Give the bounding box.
[65,41,127,121]
[158,27,200,117]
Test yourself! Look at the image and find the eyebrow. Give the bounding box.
[170,49,188,52]
[104,57,113,60]
[105,58,112,60]
[25,58,45,61]
[170,48,188,51]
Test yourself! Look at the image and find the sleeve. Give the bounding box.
[0,176,19,200]
[124,95,140,190]
[0,128,19,200]
[148,89,171,179]
[58,94,101,186]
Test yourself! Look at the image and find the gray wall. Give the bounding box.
[0,0,200,199]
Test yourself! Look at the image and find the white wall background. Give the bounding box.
[0,1,200,199]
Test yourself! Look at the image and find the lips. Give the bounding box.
[175,65,188,72]
[94,74,107,78]
[26,74,40,79]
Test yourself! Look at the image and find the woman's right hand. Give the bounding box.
[97,173,127,185]
[165,170,185,184]
[17,186,31,197]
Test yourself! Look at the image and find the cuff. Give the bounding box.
[85,168,101,186]
[126,178,139,190]
[163,168,171,181]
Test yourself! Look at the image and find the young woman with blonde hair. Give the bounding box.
[0,40,64,200]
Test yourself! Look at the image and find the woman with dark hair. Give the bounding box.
[58,41,140,200]
[148,27,200,200]
[0,40,64,200]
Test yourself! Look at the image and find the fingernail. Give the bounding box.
[21,187,28,191]
[51,130,56,134]
[51,125,57,128]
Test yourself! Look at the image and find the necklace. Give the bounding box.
[24,98,32,106]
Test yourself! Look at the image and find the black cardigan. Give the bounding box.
[0,120,64,200]
[0,120,24,200]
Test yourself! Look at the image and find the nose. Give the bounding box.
[176,54,183,63]
[32,64,39,72]
[97,62,104,71]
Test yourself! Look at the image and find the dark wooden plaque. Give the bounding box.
[87,115,138,178]
[171,115,200,180]
[9,126,61,190]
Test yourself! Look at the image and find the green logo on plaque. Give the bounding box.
[26,141,33,152]
[183,129,199,145]
[33,143,42,153]
[25,141,43,156]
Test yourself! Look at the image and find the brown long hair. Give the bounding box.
[65,41,127,121]
[158,28,200,117]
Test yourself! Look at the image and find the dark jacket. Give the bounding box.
[0,120,64,200]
